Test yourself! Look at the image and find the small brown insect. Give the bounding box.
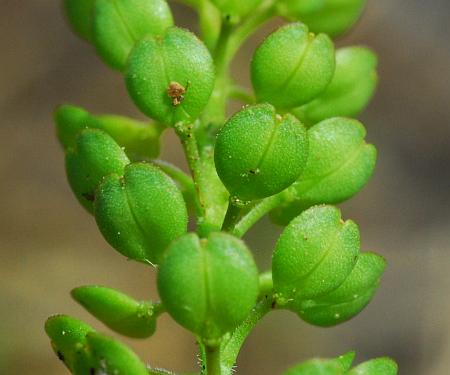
[167,81,188,106]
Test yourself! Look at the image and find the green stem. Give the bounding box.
[220,296,274,374]
[258,271,273,300]
[221,198,245,232]
[232,193,284,237]
[174,122,211,236]
[205,345,222,375]
[228,85,255,104]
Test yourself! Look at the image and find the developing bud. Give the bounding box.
[126,27,215,126]
[157,232,259,341]
[251,23,335,109]
[215,104,308,201]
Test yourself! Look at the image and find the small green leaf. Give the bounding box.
[83,332,149,375]
[299,252,386,326]
[348,357,398,375]
[251,23,335,109]
[211,0,263,18]
[270,117,376,225]
[126,26,215,126]
[72,285,162,338]
[55,104,163,159]
[64,0,96,41]
[93,0,173,70]
[215,103,308,201]
[282,358,344,375]
[293,46,378,126]
[44,315,95,371]
[66,129,130,213]
[157,232,259,341]
[272,205,359,304]
[94,162,188,264]
[277,0,367,38]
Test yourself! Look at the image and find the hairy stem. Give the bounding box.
[205,345,222,375]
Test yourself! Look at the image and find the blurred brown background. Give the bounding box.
[1,0,449,374]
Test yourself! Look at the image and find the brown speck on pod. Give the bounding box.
[56,351,65,362]
[167,81,188,106]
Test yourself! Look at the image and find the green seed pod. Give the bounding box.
[55,104,163,159]
[44,315,95,371]
[94,162,188,264]
[72,285,162,338]
[215,104,308,201]
[211,0,262,18]
[251,23,335,109]
[83,332,149,375]
[298,252,386,326]
[348,358,398,375]
[93,0,174,70]
[272,206,359,304]
[283,352,355,375]
[64,0,96,41]
[157,232,259,341]
[66,129,130,213]
[126,27,215,126]
[293,46,378,126]
[277,0,367,38]
[270,117,376,225]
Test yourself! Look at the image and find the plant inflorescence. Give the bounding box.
[46,0,398,374]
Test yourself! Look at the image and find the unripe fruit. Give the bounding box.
[272,206,359,303]
[94,162,188,264]
[55,104,162,159]
[72,285,160,338]
[82,332,149,375]
[93,0,173,70]
[126,27,215,126]
[211,0,262,18]
[298,252,385,326]
[348,358,398,375]
[64,0,95,41]
[277,0,367,38]
[270,117,376,225]
[44,315,94,372]
[66,129,130,213]
[157,232,259,340]
[251,23,335,109]
[215,104,308,201]
[294,46,378,126]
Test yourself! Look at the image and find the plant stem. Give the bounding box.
[232,193,284,237]
[220,296,274,374]
[205,345,222,375]
[221,198,247,232]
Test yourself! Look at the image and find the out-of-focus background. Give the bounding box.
[0,0,449,374]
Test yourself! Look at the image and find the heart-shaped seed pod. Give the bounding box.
[293,46,378,126]
[66,129,130,213]
[211,0,263,18]
[93,0,173,70]
[55,104,162,159]
[270,117,376,225]
[277,0,367,38]
[272,206,359,304]
[64,0,96,41]
[215,103,308,201]
[126,26,215,126]
[44,315,95,372]
[296,252,386,326]
[94,162,188,265]
[72,285,162,338]
[157,232,259,341]
[251,23,335,110]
